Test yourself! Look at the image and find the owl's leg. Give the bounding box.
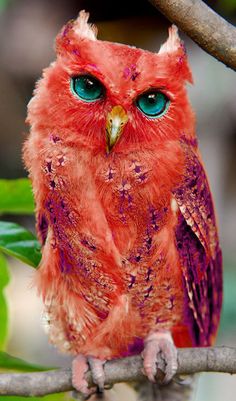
[72,354,106,399]
[142,330,177,384]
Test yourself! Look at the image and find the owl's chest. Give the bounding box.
[94,152,170,221]
[92,153,172,246]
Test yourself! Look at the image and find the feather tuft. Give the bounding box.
[158,25,193,84]
[159,25,182,54]
[73,10,97,41]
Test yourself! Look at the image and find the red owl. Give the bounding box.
[23,11,222,399]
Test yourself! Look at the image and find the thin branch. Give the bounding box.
[1,347,236,397]
[148,0,236,70]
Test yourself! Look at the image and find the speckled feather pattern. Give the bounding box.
[174,146,222,346]
[23,13,222,360]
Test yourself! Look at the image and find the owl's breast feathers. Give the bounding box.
[32,135,221,358]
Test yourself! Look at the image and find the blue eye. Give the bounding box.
[136,90,170,118]
[71,75,104,102]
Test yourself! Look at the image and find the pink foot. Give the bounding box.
[142,330,178,384]
[72,354,106,399]
[72,354,93,399]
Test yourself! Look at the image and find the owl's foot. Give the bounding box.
[72,354,106,399]
[88,356,106,392]
[72,354,93,399]
[142,330,177,384]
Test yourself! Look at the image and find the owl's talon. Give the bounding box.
[72,354,106,399]
[88,356,106,392]
[142,330,177,384]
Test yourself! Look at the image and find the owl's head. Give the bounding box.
[28,11,195,154]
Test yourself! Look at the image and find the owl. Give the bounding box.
[23,11,222,400]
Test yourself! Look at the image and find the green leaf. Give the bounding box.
[3,393,73,401]
[0,253,10,349]
[0,221,41,267]
[0,351,55,372]
[0,178,34,215]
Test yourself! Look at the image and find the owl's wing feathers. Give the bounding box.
[173,147,222,346]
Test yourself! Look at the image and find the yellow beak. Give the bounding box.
[106,105,128,153]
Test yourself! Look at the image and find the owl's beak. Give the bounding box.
[106,105,128,153]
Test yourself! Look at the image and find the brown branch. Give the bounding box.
[0,347,236,397]
[148,0,236,70]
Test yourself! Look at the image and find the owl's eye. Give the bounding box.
[136,91,169,118]
[71,75,104,102]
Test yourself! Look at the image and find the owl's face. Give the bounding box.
[28,11,195,155]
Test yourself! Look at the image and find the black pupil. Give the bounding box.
[85,78,95,90]
[147,94,156,104]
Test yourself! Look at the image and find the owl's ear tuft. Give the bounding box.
[159,25,181,54]
[73,10,97,41]
[55,10,97,55]
[159,25,193,84]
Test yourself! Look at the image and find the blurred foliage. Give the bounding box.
[0,253,10,350]
[0,351,54,372]
[4,394,74,401]
[0,179,34,215]
[0,221,41,267]
[218,0,236,13]
[0,0,10,12]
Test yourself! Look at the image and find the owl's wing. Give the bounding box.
[173,146,222,346]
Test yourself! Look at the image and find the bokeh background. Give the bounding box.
[0,0,236,400]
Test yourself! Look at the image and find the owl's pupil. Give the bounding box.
[147,94,156,104]
[85,78,94,90]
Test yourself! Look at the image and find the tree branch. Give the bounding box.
[148,0,236,70]
[1,347,236,397]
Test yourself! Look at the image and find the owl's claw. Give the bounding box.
[72,354,106,399]
[142,330,178,384]
[88,356,106,392]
